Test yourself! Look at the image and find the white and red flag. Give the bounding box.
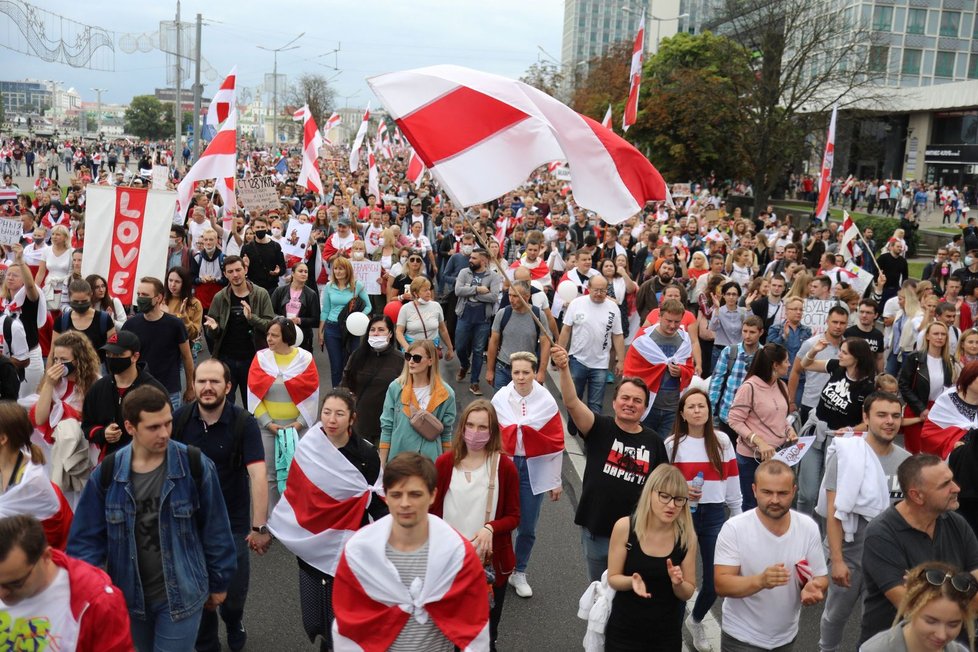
[295,104,325,194]
[246,347,320,430]
[840,210,860,262]
[381,134,393,159]
[367,65,666,224]
[623,11,645,132]
[0,460,73,550]
[332,514,490,652]
[507,256,550,283]
[814,104,837,223]
[623,324,695,419]
[176,109,238,218]
[82,185,176,306]
[406,148,426,186]
[492,381,564,494]
[349,102,372,172]
[205,66,237,134]
[267,423,384,575]
[375,117,387,144]
[921,387,978,458]
[367,141,379,200]
[323,111,342,144]
[602,104,613,130]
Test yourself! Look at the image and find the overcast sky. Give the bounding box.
[6,0,564,108]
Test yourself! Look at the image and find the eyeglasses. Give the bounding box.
[589,288,608,294]
[656,491,688,507]
[923,569,978,597]
[404,352,427,363]
[0,562,36,591]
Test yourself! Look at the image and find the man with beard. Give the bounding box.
[171,359,269,651]
[715,460,828,650]
[635,259,678,323]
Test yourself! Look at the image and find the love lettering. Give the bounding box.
[108,188,149,305]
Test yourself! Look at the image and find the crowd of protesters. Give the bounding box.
[3,132,978,652]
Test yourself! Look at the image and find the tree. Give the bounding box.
[520,60,565,98]
[570,42,632,122]
[289,73,337,128]
[124,95,172,139]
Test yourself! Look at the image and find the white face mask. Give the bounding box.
[352,252,365,261]
[417,298,429,305]
[368,335,390,350]
[461,245,473,255]
[271,227,282,237]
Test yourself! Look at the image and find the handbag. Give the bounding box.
[408,402,444,441]
[412,301,443,357]
[482,453,499,605]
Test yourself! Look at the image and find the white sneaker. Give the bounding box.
[685,614,713,652]
[509,571,533,598]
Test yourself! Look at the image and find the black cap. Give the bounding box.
[102,331,140,354]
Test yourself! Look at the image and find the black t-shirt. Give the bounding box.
[241,240,285,293]
[17,295,40,349]
[222,293,257,360]
[575,414,667,538]
[844,325,885,355]
[815,359,874,430]
[56,310,111,361]
[392,274,414,297]
[122,314,188,393]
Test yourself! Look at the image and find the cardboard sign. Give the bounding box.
[801,299,836,336]
[773,435,817,467]
[351,260,382,295]
[151,166,169,188]
[554,167,572,181]
[0,218,22,246]
[281,220,312,259]
[236,176,280,213]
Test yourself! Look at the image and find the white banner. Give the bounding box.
[0,218,22,246]
[81,186,176,306]
[152,165,169,188]
[281,220,312,259]
[801,299,836,337]
[351,260,382,295]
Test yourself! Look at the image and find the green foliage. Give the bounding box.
[124,96,171,140]
[520,61,565,98]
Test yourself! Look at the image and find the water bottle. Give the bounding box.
[690,472,705,513]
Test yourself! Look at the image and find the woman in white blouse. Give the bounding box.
[395,276,455,359]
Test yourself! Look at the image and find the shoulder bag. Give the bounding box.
[408,400,444,441]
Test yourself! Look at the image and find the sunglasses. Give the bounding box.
[408,257,423,263]
[923,569,978,597]
[404,352,427,363]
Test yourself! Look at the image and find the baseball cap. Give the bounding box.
[337,216,352,227]
[411,198,422,206]
[102,331,140,354]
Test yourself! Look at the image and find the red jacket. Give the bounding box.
[52,548,133,651]
[431,451,520,587]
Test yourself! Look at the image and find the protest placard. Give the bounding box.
[801,299,836,336]
[773,435,817,467]
[672,183,692,197]
[236,176,280,213]
[152,166,169,188]
[0,218,22,246]
[351,260,382,295]
[844,261,875,296]
[281,220,312,259]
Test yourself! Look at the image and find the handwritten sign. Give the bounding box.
[801,299,836,337]
[773,435,817,467]
[554,167,572,181]
[281,220,312,259]
[672,183,692,197]
[151,166,169,189]
[236,175,280,213]
[351,260,382,295]
[0,218,22,246]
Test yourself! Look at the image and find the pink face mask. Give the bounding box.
[463,427,491,451]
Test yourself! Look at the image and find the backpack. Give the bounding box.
[60,310,112,338]
[498,304,543,357]
[716,344,740,411]
[100,445,203,493]
[170,401,251,470]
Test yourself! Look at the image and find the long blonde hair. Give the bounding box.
[396,339,441,386]
[784,271,812,301]
[632,464,693,550]
[923,321,956,380]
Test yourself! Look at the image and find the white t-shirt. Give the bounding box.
[927,353,948,401]
[412,384,431,410]
[715,509,827,648]
[564,295,623,369]
[0,566,80,651]
[42,247,72,282]
[188,219,209,251]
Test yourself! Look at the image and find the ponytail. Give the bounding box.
[28,443,44,466]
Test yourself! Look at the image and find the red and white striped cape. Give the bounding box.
[332,514,490,652]
[492,381,564,495]
[623,324,694,419]
[507,256,550,283]
[0,457,73,549]
[267,424,383,575]
[246,347,320,431]
[921,388,978,458]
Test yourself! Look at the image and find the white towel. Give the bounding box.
[577,570,616,652]
[815,436,889,542]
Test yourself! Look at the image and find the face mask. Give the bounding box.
[135,296,154,313]
[352,252,365,261]
[942,266,950,276]
[400,256,408,264]
[254,229,268,240]
[968,256,975,267]
[61,361,75,377]
[417,299,429,305]
[461,245,473,256]
[271,227,282,237]
[170,237,180,249]
[106,356,133,375]
[316,236,327,244]
[463,427,491,451]
[368,335,390,350]
[69,300,90,313]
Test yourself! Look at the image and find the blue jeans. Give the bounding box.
[513,455,545,573]
[455,313,491,383]
[324,321,354,388]
[885,351,901,376]
[569,357,606,436]
[492,363,512,391]
[644,405,677,440]
[797,438,826,517]
[196,530,250,651]
[691,503,727,621]
[130,600,203,652]
[737,452,760,511]
[581,527,611,583]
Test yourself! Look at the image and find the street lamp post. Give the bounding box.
[90,88,106,139]
[258,32,304,147]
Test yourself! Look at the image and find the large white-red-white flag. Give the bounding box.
[840,210,860,262]
[367,141,379,200]
[332,514,490,652]
[921,387,978,458]
[247,347,320,431]
[205,66,237,134]
[623,324,695,419]
[367,65,666,223]
[0,460,73,549]
[176,109,238,218]
[492,381,564,494]
[602,104,613,130]
[323,111,342,144]
[295,104,325,194]
[406,148,425,186]
[82,185,175,306]
[623,11,645,132]
[349,103,371,172]
[814,104,837,223]
[267,422,384,575]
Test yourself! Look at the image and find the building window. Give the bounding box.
[936,51,955,77]
[939,11,960,37]
[902,48,922,75]
[969,54,978,79]
[872,5,893,31]
[869,45,889,72]
[907,8,927,35]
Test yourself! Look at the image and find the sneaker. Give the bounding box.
[685,614,712,652]
[456,368,468,382]
[509,571,533,598]
[469,383,483,396]
[227,622,247,652]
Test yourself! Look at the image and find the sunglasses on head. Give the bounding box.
[923,569,978,597]
[404,352,426,363]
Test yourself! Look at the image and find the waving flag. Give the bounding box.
[814,104,837,223]
[375,117,387,144]
[294,104,325,194]
[381,134,393,159]
[349,103,371,172]
[292,106,307,121]
[332,514,490,652]
[268,423,384,575]
[367,65,666,223]
[177,109,238,217]
[367,141,379,200]
[204,66,237,140]
[274,156,288,176]
[323,111,342,144]
[406,148,425,185]
[623,11,645,131]
[602,104,613,130]
[840,210,859,262]
[921,388,978,458]
[624,324,694,419]
[492,381,564,494]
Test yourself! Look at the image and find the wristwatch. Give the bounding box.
[251,525,269,535]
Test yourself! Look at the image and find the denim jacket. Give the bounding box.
[67,440,236,620]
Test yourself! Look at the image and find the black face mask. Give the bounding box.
[106,356,133,375]
[255,229,268,240]
[69,301,90,313]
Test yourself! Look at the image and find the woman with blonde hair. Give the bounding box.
[900,321,955,454]
[35,224,72,312]
[395,276,455,359]
[379,338,457,465]
[784,270,813,301]
[959,328,978,366]
[605,463,698,651]
[688,251,710,281]
[318,256,370,387]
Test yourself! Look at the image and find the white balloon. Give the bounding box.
[556,280,579,304]
[346,311,370,337]
[293,327,304,348]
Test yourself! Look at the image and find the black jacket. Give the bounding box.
[81,362,168,455]
[750,297,781,344]
[341,343,404,445]
[898,351,954,416]
[269,284,321,353]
